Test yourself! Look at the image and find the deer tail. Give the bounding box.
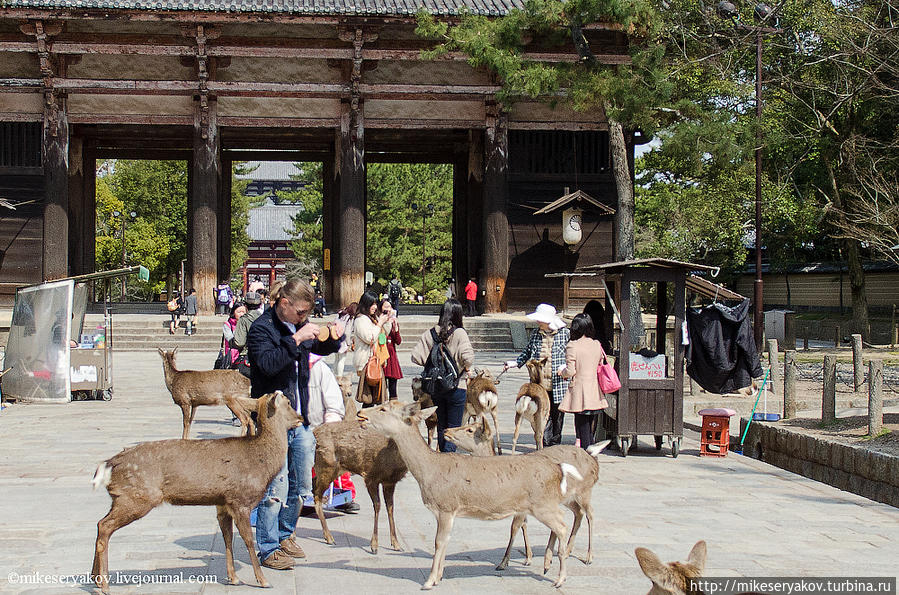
[478,391,498,410]
[586,440,612,461]
[559,463,583,496]
[91,462,112,491]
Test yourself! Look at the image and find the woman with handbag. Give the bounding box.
[559,313,610,450]
[333,302,357,379]
[353,291,390,407]
[379,298,403,400]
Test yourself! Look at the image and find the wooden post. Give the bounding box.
[67,136,84,275]
[891,304,896,349]
[767,339,779,396]
[483,105,509,313]
[42,93,69,281]
[851,334,863,391]
[334,99,366,308]
[656,281,667,355]
[783,350,797,419]
[834,325,841,348]
[562,275,570,315]
[803,334,808,351]
[822,354,836,423]
[189,97,220,314]
[867,360,883,437]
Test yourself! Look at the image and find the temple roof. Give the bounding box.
[4,0,525,17]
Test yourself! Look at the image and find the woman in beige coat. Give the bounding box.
[560,313,609,449]
[353,290,390,406]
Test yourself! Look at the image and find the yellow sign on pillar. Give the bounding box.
[323,249,331,271]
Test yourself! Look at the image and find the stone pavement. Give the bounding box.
[0,349,897,595]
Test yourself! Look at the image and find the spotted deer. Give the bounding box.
[511,358,551,453]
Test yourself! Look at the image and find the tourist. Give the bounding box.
[505,303,570,446]
[333,302,357,379]
[230,291,264,378]
[215,280,233,316]
[167,290,184,335]
[388,274,403,314]
[559,313,608,449]
[380,298,403,400]
[248,275,264,293]
[464,277,477,316]
[352,291,389,406]
[183,288,198,336]
[222,301,247,367]
[247,279,343,570]
[411,298,474,452]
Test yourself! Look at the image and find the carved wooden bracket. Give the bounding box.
[21,20,65,137]
[338,25,378,111]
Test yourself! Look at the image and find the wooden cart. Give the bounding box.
[549,258,729,458]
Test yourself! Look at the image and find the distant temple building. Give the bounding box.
[238,162,304,291]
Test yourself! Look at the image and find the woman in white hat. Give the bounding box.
[503,303,570,446]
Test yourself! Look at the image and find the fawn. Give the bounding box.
[464,368,503,454]
[91,392,301,593]
[411,376,438,448]
[157,347,254,439]
[636,541,710,595]
[511,358,551,453]
[358,400,581,589]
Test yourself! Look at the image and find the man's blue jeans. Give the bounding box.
[255,424,316,562]
[433,388,466,453]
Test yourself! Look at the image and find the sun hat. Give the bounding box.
[526,303,566,331]
[244,291,262,306]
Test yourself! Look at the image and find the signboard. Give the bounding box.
[629,353,666,380]
[323,249,330,271]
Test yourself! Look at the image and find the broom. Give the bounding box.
[734,367,771,455]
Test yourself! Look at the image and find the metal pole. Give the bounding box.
[120,216,126,300]
[421,211,426,300]
[753,29,764,353]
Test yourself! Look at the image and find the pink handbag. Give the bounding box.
[597,345,621,394]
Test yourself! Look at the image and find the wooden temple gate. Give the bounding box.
[0,1,634,313]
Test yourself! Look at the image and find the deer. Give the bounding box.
[157,347,254,439]
[464,368,503,454]
[90,391,301,594]
[358,400,581,589]
[312,414,408,554]
[445,416,610,567]
[336,375,357,420]
[635,541,710,595]
[411,376,438,448]
[511,358,551,453]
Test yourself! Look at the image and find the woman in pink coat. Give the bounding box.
[560,313,609,449]
[380,298,403,400]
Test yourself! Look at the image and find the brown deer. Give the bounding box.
[511,358,551,453]
[336,375,357,420]
[411,376,438,448]
[312,416,408,553]
[635,541,709,595]
[157,347,254,439]
[358,401,580,589]
[90,391,301,594]
[464,368,503,454]
[445,417,610,566]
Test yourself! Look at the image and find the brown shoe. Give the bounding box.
[279,537,306,559]
[261,549,295,570]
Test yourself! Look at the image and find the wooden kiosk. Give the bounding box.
[549,258,731,458]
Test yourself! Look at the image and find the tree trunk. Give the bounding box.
[609,118,643,347]
[826,160,870,339]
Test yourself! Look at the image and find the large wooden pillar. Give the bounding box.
[483,107,509,313]
[42,92,69,281]
[218,156,232,283]
[189,98,220,313]
[82,145,96,275]
[322,156,337,305]
[67,136,84,275]
[452,152,468,297]
[334,99,365,308]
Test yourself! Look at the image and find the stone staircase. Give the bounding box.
[87,314,520,352]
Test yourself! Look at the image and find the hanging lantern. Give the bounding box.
[562,208,583,245]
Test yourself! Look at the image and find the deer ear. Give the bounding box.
[420,406,438,420]
[635,547,678,590]
[686,540,707,572]
[265,391,282,418]
[480,415,490,432]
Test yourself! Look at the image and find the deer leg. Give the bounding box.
[511,413,523,454]
[423,511,455,589]
[580,500,594,565]
[223,396,250,436]
[232,506,269,588]
[534,507,569,588]
[382,482,402,551]
[496,514,527,570]
[365,479,381,554]
[216,505,238,585]
[535,414,548,450]
[490,409,503,455]
[93,496,156,594]
[313,468,338,545]
[180,403,192,439]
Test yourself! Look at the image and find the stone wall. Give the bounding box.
[739,420,898,508]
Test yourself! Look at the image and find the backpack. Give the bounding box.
[217,286,231,303]
[420,328,460,395]
[389,280,401,300]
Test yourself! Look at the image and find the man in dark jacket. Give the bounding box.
[247,279,343,569]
